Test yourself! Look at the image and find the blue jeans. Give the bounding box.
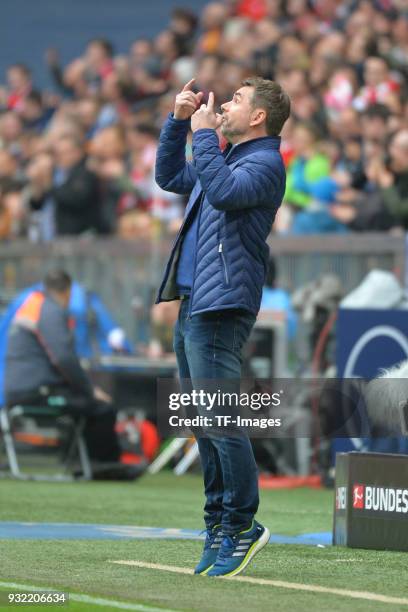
[173,297,259,535]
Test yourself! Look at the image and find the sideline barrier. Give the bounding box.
[333,452,408,551]
[0,235,404,344]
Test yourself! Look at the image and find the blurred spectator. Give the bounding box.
[76,97,103,139]
[19,91,55,133]
[126,123,183,224]
[0,196,12,239]
[47,39,115,98]
[24,152,55,241]
[0,149,25,239]
[84,38,115,89]
[3,269,134,473]
[0,280,131,372]
[89,125,136,233]
[0,112,24,156]
[360,103,391,145]
[0,149,21,186]
[129,38,153,71]
[5,64,32,111]
[260,258,298,341]
[198,2,229,54]
[27,135,100,237]
[284,123,331,209]
[146,301,180,357]
[0,152,26,239]
[353,56,401,111]
[331,129,408,231]
[170,8,198,56]
[117,209,156,240]
[382,129,408,227]
[324,68,357,122]
[251,19,280,80]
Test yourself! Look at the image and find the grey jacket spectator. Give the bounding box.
[5,289,93,401]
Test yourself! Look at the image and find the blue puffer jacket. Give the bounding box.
[155,114,286,317]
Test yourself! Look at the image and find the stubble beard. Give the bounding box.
[221,122,247,143]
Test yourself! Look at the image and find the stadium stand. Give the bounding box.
[0,0,406,242]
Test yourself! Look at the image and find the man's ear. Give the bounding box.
[250,108,266,128]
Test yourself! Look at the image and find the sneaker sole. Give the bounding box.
[198,563,215,576]
[195,526,223,576]
[213,527,271,578]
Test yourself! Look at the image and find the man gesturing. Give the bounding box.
[155,77,290,577]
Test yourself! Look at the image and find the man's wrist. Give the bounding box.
[170,112,191,123]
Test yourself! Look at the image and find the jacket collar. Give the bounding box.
[223,136,281,162]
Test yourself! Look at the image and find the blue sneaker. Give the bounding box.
[194,524,223,575]
[207,520,270,577]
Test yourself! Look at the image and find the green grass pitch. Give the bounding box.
[0,472,408,611]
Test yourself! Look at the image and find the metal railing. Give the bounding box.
[0,234,405,343]
[268,234,405,292]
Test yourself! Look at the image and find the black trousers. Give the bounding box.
[6,386,121,463]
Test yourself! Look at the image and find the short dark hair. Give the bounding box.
[44,270,72,293]
[26,90,43,106]
[363,103,390,121]
[171,7,198,29]
[89,38,114,58]
[241,77,291,136]
[131,123,160,139]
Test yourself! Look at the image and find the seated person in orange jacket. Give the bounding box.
[4,269,120,463]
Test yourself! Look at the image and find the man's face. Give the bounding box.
[21,98,42,121]
[361,116,387,142]
[364,58,388,87]
[220,86,261,143]
[86,42,107,69]
[54,139,82,170]
[61,287,71,310]
[52,287,71,310]
[7,67,30,92]
[0,150,17,178]
[0,113,22,141]
[390,133,408,173]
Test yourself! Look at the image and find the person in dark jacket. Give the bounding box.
[331,129,408,232]
[155,76,290,576]
[4,270,120,463]
[29,135,100,236]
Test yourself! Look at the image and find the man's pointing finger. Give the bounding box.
[182,78,195,92]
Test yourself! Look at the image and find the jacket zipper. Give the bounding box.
[188,146,234,317]
[218,243,229,285]
[188,193,205,319]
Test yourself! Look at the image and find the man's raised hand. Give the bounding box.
[174,78,203,120]
[191,91,223,132]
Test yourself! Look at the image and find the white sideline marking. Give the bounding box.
[313,558,364,563]
[111,560,408,606]
[0,581,178,612]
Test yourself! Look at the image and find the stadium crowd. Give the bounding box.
[0,0,407,240]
